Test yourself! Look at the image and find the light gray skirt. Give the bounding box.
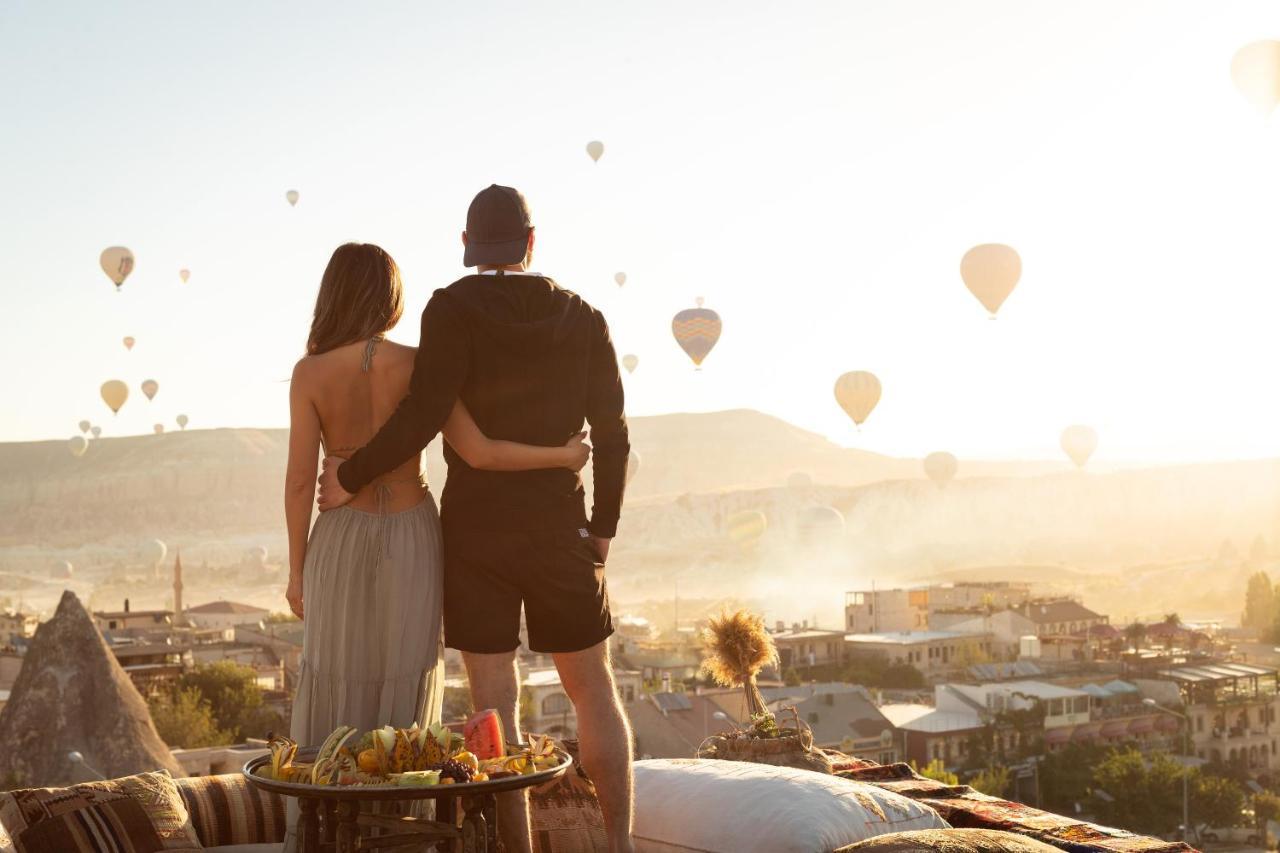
[284,496,444,852]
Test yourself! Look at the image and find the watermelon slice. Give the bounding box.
[464,709,506,760]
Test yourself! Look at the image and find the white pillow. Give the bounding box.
[633,759,949,853]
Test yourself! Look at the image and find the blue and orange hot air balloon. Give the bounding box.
[671,298,722,369]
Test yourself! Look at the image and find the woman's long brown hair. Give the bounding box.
[306,243,405,355]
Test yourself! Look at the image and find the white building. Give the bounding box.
[932,609,1038,660]
[941,680,1091,729]
[844,589,929,634]
[844,630,993,675]
[183,600,271,631]
[522,666,644,738]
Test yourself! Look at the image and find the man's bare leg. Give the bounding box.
[462,650,531,853]
[553,640,634,853]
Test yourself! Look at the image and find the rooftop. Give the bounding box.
[844,630,982,645]
[879,703,984,733]
[185,600,269,615]
[1157,661,1277,684]
[1020,599,1103,624]
[772,628,847,641]
[996,680,1090,701]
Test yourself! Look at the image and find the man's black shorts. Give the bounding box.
[443,526,614,654]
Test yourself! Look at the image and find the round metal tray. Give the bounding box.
[243,745,572,801]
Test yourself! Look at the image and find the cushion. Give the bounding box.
[0,771,200,853]
[838,828,1062,852]
[176,774,284,847]
[633,758,949,853]
[202,846,282,853]
[531,739,607,853]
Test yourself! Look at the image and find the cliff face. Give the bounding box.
[0,590,182,787]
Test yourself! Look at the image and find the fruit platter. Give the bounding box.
[244,709,572,800]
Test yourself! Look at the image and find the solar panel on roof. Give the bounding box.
[653,692,693,712]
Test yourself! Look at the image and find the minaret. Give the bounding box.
[172,550,184,627]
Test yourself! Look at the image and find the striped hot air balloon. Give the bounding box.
[671,298,721,368]
[727,510,767,545]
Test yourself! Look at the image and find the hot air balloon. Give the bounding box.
[622,354,639,374]
[176,414,189,430]
[249,545,268,567]
[141,379,159,401]
[78,420,90,434]
[100,247,135,291]
[123,336,135,351]
[614,272,626,287]
[153,423,165,435]
[286,189,299,207]
[51,559,73,580]
[960,244,1021,317]
[786,471,813,490]
[100,380,128,414]
[1232,41,1280,114]
[68,435,88,458]
[1060,425,1097,469]
[91,426,101,439]
[179,268,190,283]
[727,510,768,545]
[834,371,881,428]
[923,451,958,485]
[626,450,641,485]
[586,141,604,163]
[672,298,722,368]
[144,539,167,569]
[798,505,845,542]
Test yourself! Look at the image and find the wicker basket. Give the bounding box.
[697,711,834,775]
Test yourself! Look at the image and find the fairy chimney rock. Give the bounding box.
[0,590,182,787]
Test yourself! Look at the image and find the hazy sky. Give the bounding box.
[3,1,1280,464]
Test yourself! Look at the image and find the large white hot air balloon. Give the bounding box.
[586,141,604,163]
[176,414,189,430]
[1232,41,1280,114]
[834,371,881,428]
[614,272,626,287]
[100,380,129,414]
[141,379,159,401]
[91,425,102,439]
[798,505,845,543]
[144,539,167,574]
[100,247,135,291]
[286,189,299,207]
[1060,425,1098,469]
[78,420,90,434]
[68,435,88,458]
[51,560,73,580]
[626,450,641,485]
[179,268,191,283]
[622,354,639,374]
[923,451,958,485]
[123,336,135,351]
[960,244,1021,317]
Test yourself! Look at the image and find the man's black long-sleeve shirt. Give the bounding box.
[336,273,629,538]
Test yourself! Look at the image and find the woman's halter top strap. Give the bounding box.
[360,336,383,373]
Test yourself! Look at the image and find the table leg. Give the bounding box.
[321,800,337,845]
[480,795,498,852]
[299,797,321,853]
[336,799,361,852]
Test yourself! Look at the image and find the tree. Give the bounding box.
[1191,773,1245,831]
[915,759,958,786]
[1090,749,1184,837]
[148,687,231,748]
[1243,571,1274,633]
[443,686,474,724]
[179,661,282,742]
[969,765,1013,799]
[1254,791,1280,832]
[1039,742,1107,814]
[1124,622,1147,651]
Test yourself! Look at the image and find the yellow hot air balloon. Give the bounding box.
[179,268,190,283]
[672,298,722,368]
[923,451,958,485]
[68,435,88,458]
[153,423,165,435]
[176,414,189,430]
[960,244,1021,317]
[78,420,90,434]
[91,425,101,439]
[123,336,135,351]
[100,380,129,414]
[586,140,604,163]
[100,247,135,291]
[727,510,767,545]
[141,379,159,401]
[834,371,881,427]
[622,354,639,374]
[614,272,626,287]
[626,449,641,485]
[1232,41,1280,114]
[286,189,299,206]
[1060,425,1097,469]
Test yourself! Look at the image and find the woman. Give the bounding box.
[283,242,587,755]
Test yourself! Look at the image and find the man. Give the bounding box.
[317,184,634,853]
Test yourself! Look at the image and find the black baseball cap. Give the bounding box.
[463,184,534,267]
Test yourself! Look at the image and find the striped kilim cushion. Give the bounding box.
[176,774,285,847]
[13,795,168,853]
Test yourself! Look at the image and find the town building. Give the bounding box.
[0,611,38,644]
[787,691,899,765]
[772,626,847,669]
[183,600,271,631]
[925,582,1032,615]
[522,666,643,738]
[844,630,993,675]
[92,601,173,633]
[844,588,928,634]
[879,702,986,770]
[1157,660,1280,773]
[929,609,1037,660]
[1018,599,1108,637]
